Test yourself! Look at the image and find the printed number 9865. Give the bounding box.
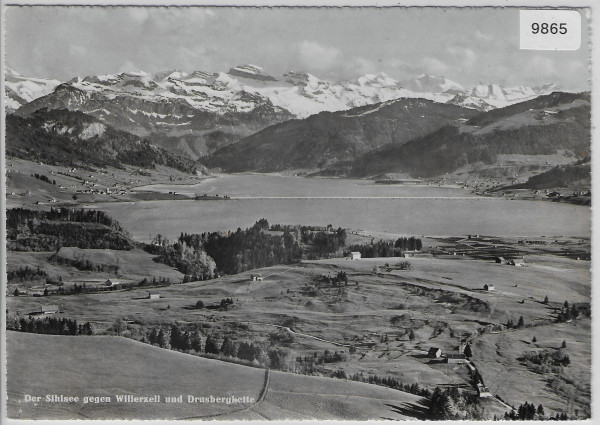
[532,23,567,34]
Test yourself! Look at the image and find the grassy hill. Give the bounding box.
[6,332,425,420]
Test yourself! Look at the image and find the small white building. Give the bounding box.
[148,292,160,300]
[428,347,442,358]
[484,284,495,291]
[250,274,264,281]
[349,252,362,260]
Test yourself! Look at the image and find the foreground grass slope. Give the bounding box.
[6,331,424,420]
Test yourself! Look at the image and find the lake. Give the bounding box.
[92,174,590,241]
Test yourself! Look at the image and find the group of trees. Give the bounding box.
[503,402,546,420]
[523,348,571,369]
[144,235,216,280]
[7,266,48,283]
[506,316,526,329]
[200,219,302,275]
[301,227,347,258]
[395,237,423,251]
[347,237,422,259]
[7,316,93,336]
[556,301,590,323]
[428,386,484,420]
[7,208,133,252]
[32,173,55,185]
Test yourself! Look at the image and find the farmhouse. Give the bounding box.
[477,383,493,398]
[148,292,160,300]
[507,259,525,267]
[349,252,361,260]
[103,279,120,288]
[445,353,467,364]
[250,274,264,281]
[483,284,495,291]
[428,347,442,358]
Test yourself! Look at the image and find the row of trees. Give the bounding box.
[7,316,93,336]
[347,237,422,259]
[142,323,297,371]
[503,402,547,420]
[50,253,120,274]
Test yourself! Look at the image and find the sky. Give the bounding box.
[5,6,591,90]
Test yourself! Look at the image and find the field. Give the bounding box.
[6,331,426,420]
[6,238,590,419]
[5,164,591,420]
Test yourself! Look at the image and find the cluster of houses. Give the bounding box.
[427,346,466,364]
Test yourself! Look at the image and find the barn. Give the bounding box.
[445,353,467,364]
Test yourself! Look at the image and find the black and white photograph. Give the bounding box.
[1,1,595,422]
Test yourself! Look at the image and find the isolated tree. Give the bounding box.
[543,295,549,304]
[157,328,170,349]
[537,404,545,416]
[205,335,220,355]
[195,300,204,309]
[409,329,416,341]
[561,340,567,349]
[13,288,19,297]
[221,336,236,357]
[464,344,473,358]
[564,300,569,309]
[517,316,525,328]
[43,288,49,296]
[532,336,537,343]
[148,328,159,345]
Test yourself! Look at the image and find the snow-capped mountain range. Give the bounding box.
[5,67,61,112]
[5,64,561,158]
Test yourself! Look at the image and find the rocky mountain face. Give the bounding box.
[342,92,590,178]
[6,108,197,173]
[203,98,479,172]
[9,66,561,159]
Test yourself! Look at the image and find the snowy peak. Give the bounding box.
[447,93,495,112]
[403,74,465,94]
[4,67,62,112]
[466,82,560,108]
[228,64,277,82]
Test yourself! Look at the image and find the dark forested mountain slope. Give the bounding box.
[203,98,478,172]
[6,108,197,173]
[344,92,590,178]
